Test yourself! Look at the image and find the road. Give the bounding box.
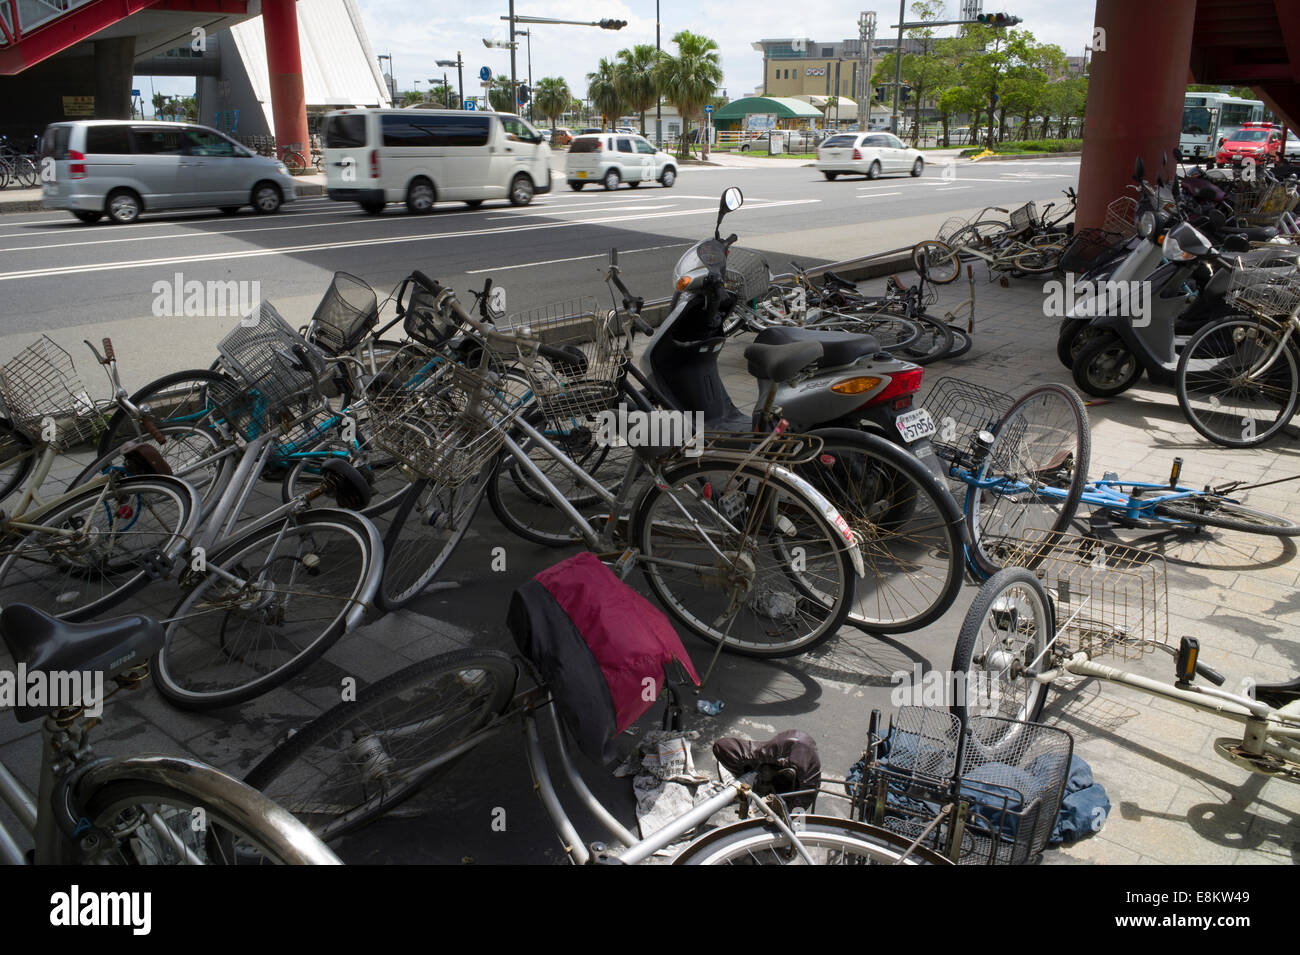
[0,157,1081,378]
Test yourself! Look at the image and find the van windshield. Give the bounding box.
[324,114,367,148]
[570,137,602,153]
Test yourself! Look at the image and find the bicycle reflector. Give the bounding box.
[1176,636,1200,684]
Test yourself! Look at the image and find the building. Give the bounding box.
[752,36,929,102]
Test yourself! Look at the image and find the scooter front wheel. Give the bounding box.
[1071,333,1143,398]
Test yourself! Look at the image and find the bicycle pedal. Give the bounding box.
[138,548,172,581]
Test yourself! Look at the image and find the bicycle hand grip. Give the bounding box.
[610,247,619,267]
[102,338,116,363]
[1197,662,1227,686]
[411,270,439,292]
[632,314,654,336]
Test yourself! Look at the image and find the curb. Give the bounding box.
[968,150,1083,162]
[0,178,328,217]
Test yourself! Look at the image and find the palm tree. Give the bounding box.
[587,58,623,130]
[615,44,661,136]
[657,31,723,159]
[534,77,571,132]
[488,74,515,112]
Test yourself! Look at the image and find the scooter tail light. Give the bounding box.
[69,150,86,179]
[863,367,925,406]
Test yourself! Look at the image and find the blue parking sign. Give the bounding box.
[465,99,476,110]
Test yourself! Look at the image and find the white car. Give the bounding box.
[816,132,924,180]
[565,133,677,190]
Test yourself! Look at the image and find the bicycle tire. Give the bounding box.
[1154,497,1300,536]
[947,220,1013,255]
[795,430,964,635]
[632,457,856,657]
[963,383,1091,579]
[279,432,413,518]
[244,650,517,843]
[819,310,924,352]
[1012,248,1059,275]
[281,151,307,174]
[71,422,234,513]
[672,815,951,865]
[911,241,960,285]
[75,757,342,864]
[0,475,200,622]
[901,314,955,365]
[950,566,1053,729]
[375,471,487,612]
[153,509,382,710]
[1175,315,1300,449]
[0,418,36,504]
[95,368,245,456]
[945,325,972,360]
[15,158,38,188]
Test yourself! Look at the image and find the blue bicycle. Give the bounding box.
[927,378,1300,577]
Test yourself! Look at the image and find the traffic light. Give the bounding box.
[900,85,912,102]
[517,84,530,104]
[976,12,1022,26]
[875,87,887,101]
[599,19,627,30]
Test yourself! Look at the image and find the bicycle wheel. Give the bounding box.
[911,241,960,285]
[901,314,955,365]
[375,470,487,612]
[282,151,307,174]
[672,815,951,865]
[14,157,38,188]
[1012,247,1059,275]
[1176,315,1300,449]
[487,407,630,547]
[824,310,924,352]
[950,566,1053,729]
[96,369,247,456]
[0,418,36,503]
[244,650,516,843]
[76,758,341,864]
[964,384,1090,578]
[947,220,1012,257]
[280,433,413,518]
[0,476,199,622]
[633,457,856,657]
[945,325,973,360]
[795,431,963,635]
[1154,496,1300,536]
[71,422,234,512]
[153,509,381,710]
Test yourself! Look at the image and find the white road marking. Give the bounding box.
[484,203,675,220]
[934,186,971,191]
[0,199,819,281]
[466,242,692,273]
[855,191,902,199]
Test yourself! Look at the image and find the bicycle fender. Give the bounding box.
[767,463,866,578]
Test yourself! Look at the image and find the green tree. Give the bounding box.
[534,77,571,131]
[615,44,661,136]
[488,74,515,112]
[937,84,981,147]
[587,58,623,130]
[657,30,723,159]
[957,24,1038,149]
[870,5,962,145]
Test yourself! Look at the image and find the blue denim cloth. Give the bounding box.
[1048,754,1110,844]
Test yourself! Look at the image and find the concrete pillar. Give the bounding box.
[261,0,308,156]
[93,37,135,119]
[1076,0,1196,229]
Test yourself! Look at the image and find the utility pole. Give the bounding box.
[509,0,518,113]
[891,0,903,135]
[655,0,662,147]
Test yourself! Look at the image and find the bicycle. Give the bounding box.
[364,272,865,661]
[280,142,309,175]
[0,602,342,864]
[952,530,1300,784]
[914,195,1077,284]
[925,377,1300,578]
[242,573,949,865]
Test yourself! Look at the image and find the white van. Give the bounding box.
[321,108,551,214]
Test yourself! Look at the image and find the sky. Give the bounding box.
[137,0,1100,109]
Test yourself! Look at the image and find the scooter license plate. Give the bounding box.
[895,408,936,443]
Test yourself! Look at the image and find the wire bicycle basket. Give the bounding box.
[308,272,379,355]
[1102,196,1138,240]
[850,706,1073,865]
[724,247,771,305]
[1008,201,1038,235]
[1226,265,1300,318]
[0,336,106,449]
[921,377,1015,469]
[217,302,328,416]
[998,530,1169,660]
[1059,227,1130,275]
[496,297,626,423]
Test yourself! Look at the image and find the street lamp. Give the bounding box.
[436,53,464,109]
[515,29,533,120]
[377,53,395,104]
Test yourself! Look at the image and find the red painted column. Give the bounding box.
[261,0,308,158]
[1076,0,1196,229]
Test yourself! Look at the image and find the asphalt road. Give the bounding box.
[0,157,1081,356]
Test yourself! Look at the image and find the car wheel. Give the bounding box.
[823,171,839,181]
[219,206,242,215]
[740,144,750,152]
[660,167,676,188]
[406,179,435,214]
[866,161,881,180]
[509,175,534,206]
[602,169,620,191]
[73,211,103,224]
[360,200,385,215]
[252,182,282,214]
[911,158,924,177]
[106,189,142,224]
[568,181,585,191]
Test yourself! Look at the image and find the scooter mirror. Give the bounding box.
[1134,156,1145,181]
[716,187,743,238]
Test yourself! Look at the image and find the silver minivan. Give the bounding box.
[40,120,298,224]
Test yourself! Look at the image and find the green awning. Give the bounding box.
[712,96,825,121]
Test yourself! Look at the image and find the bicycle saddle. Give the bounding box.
[821,270,858,291]
[713,731,821,811]
[1252,676,1300,708]
[0,605,163,722]
[743,341,823,382]
[754,326,884,369]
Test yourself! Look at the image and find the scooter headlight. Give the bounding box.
[1138,211,1156,238]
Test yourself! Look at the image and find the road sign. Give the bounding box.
[465,99,476,110]
[131,89,140,97]
[479,66,492,82]
[704,104,713,114]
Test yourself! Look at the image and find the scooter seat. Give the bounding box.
[1229,226,1279,242]
[743,341,824,382]
[755,327,883,369]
